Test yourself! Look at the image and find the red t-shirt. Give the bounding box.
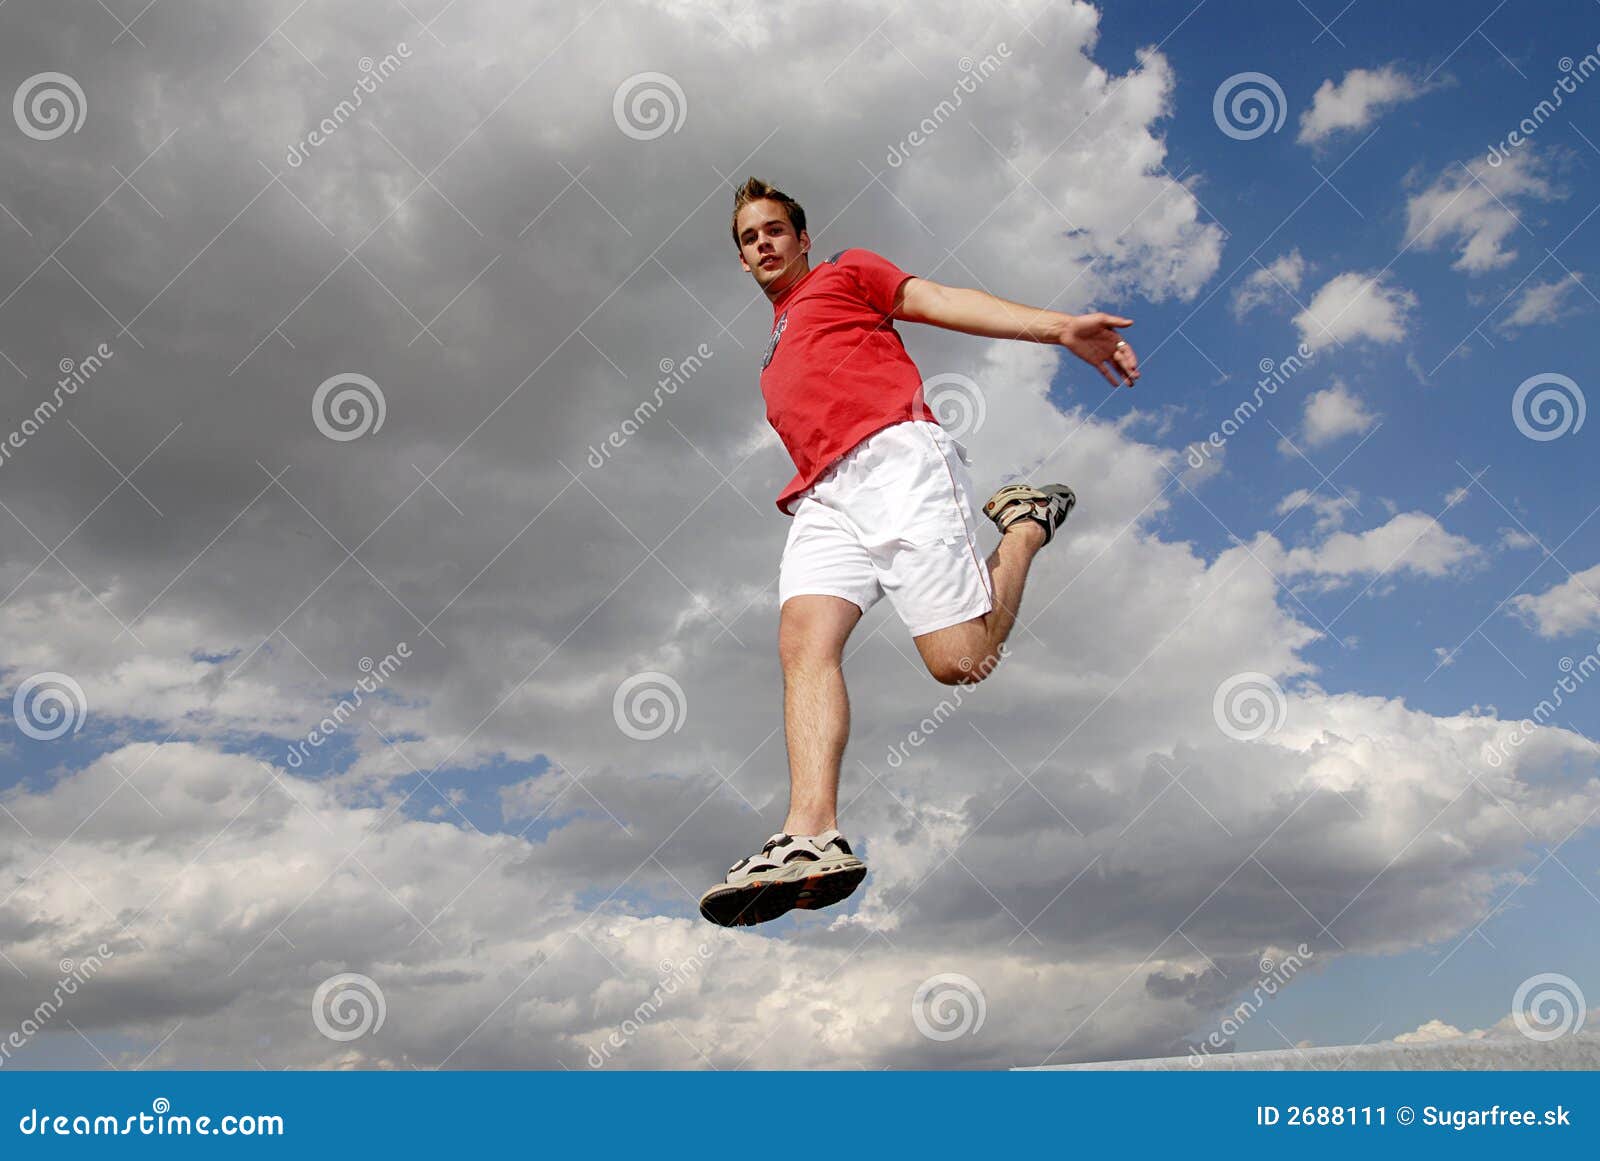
[760,248,937,514]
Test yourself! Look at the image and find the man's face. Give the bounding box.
[736,199,810,297]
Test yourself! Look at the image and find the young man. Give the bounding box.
[698,178,1139,928]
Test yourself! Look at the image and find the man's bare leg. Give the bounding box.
[913,520,1047,684]
[777,594,863,834]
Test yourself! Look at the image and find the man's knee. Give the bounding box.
[928,651,995,686]
[778,596,858,669]
[917,618,988,685]
[781,630,839,671]
[924,633,1016,684]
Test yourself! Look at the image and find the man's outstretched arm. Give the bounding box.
[893,276,1140,387]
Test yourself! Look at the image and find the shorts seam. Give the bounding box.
[913,422,992,599]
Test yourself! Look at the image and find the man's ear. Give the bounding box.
[798,229,811,256]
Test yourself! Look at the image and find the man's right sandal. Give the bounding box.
[982,483,1076,545]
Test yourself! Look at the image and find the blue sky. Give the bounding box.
[1057,0,1600,1050]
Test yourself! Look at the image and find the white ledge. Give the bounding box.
[1015,1032,1600,1071]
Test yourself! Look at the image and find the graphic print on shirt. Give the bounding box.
[762,255,840,371]
[762,310,788,370]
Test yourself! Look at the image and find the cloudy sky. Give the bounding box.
[1,0,1597,1070]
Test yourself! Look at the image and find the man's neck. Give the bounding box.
[765,258,811,304]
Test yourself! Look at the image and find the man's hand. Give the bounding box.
[1060,312,1138,387]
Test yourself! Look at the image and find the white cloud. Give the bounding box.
[1300,381,1379,446]
[1498,272,1587,331]
[1298,65,1424,145]
[1392,1007,1600,1044]
[1275,488,1356,533]
[1404,351,1431,386]
[885,35,1225,304]
[1293,272,1418,351]
[1404,151,1560,273]
[1393,1018,1469,1043]
[1261,512,1484,589]
[3,691,1595,1069]
[1509,564,1600,638]
[1231,250,1306,318]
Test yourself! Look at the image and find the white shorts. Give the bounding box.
[778,419,995,637]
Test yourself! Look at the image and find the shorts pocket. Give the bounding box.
[897,513,969,547]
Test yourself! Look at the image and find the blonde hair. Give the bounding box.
[730,177,806,249]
